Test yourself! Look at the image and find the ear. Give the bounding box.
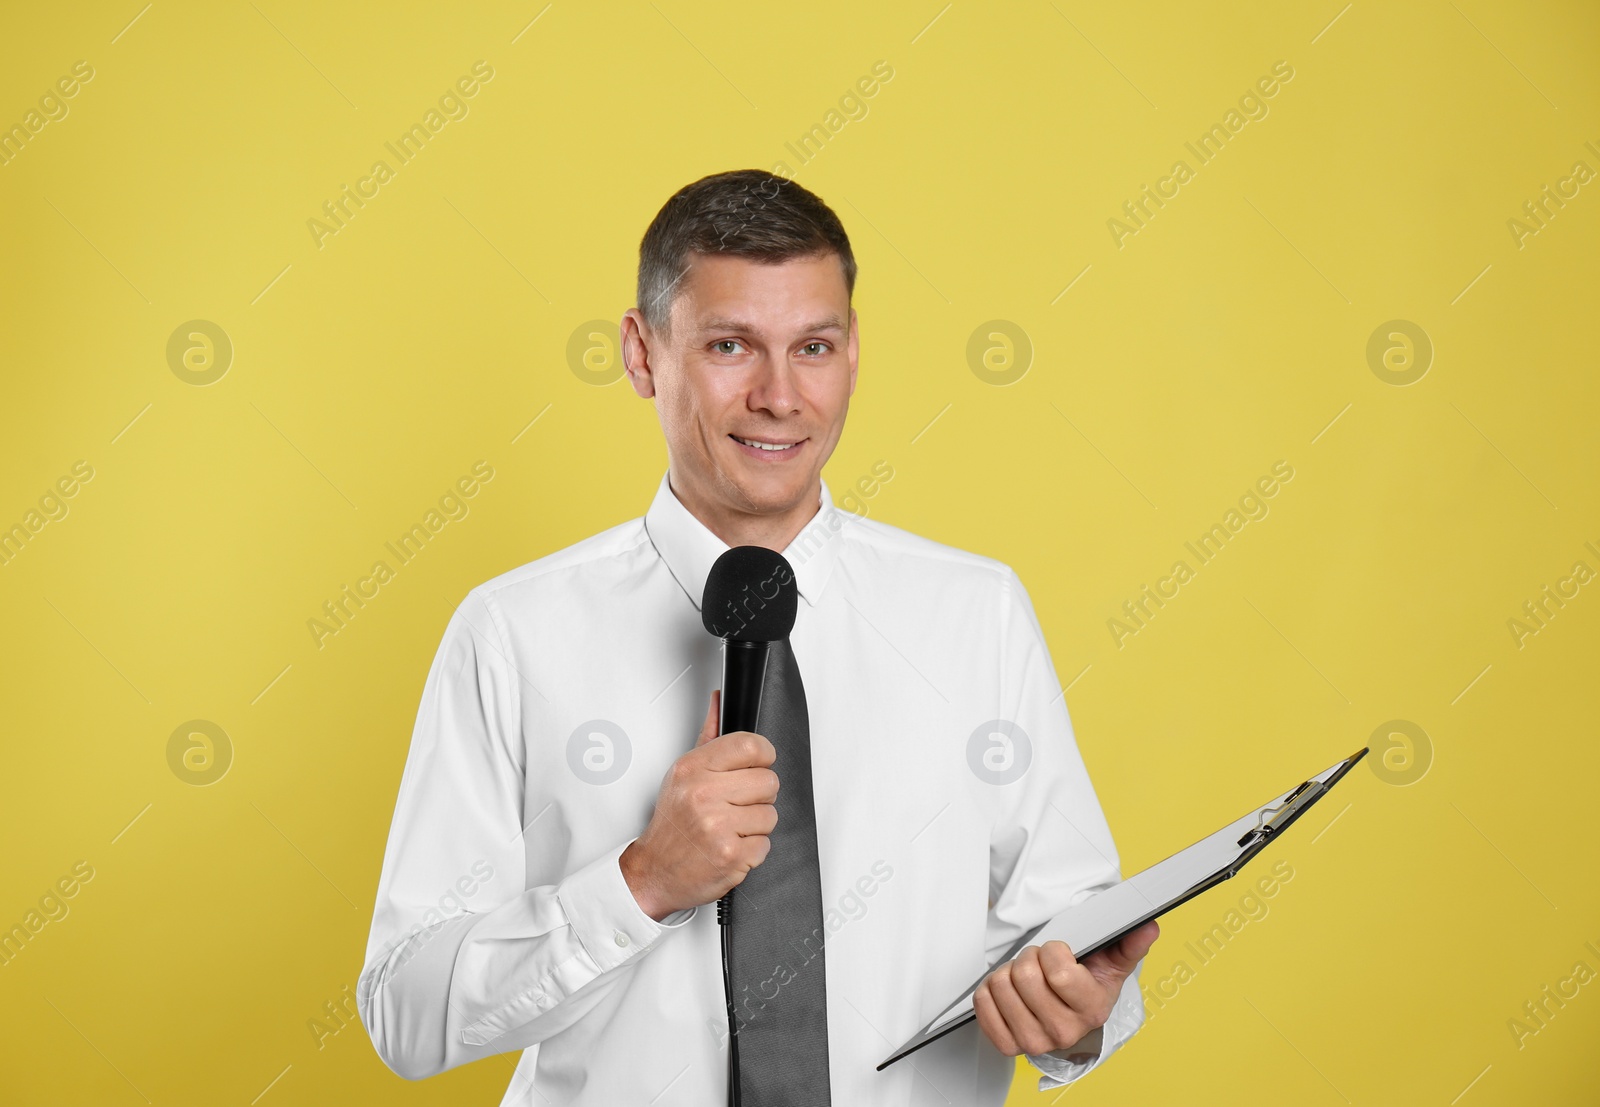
[620,308,656,399]
[846,307,859,397]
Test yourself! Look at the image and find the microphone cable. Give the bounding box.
[720,890,741,1107]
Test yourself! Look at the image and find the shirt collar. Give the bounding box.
[643,470,845,611]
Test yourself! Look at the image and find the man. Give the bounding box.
[358,169,1159,1105]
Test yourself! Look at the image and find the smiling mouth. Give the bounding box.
[730,435,804,453]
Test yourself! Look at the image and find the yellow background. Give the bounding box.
[2,1,1597,1103]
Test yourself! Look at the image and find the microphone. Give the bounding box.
[702,545,799,732]
[701,546,798,1107]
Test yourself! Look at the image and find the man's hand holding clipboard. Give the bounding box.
[880,748,1369,1071]
[973,919,1162,1061]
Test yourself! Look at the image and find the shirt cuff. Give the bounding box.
[1029,1027,1106,1089]
[555,837,697,973]
[1028,966,1145,1091]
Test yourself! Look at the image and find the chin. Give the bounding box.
[727,470,814,514]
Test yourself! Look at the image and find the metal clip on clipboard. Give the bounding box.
[1235,776,1327,851]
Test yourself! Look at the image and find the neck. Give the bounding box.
[667,470,822,552]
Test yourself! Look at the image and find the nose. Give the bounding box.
[747,354,801,418]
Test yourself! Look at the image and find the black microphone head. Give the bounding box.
[701,546,798,641]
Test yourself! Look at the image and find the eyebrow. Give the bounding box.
[697,315,847,337]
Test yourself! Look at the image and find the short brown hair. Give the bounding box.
[636,169,857,337]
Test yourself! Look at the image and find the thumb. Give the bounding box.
[695,689,721,747]
[1088,919,1159,989]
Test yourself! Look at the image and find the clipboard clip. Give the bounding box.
[1236,778,1325,849]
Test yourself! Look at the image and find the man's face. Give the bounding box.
[624,251,858,526]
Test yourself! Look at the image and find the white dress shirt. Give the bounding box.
[358,472,1146,1105]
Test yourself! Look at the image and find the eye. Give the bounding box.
[712,339,744,356]
[800,342,829,357]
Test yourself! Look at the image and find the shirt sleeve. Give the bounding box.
[983,569,1146,1092]
[356,587,697,1080]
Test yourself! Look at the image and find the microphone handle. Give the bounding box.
[719,639,769,734]
[718,638,769,1107]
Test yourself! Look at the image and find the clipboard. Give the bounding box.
[877,746,1368,1070]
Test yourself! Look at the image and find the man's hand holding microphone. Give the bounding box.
[620,690,779,922]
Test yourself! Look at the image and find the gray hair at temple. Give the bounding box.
[635,169,858,340]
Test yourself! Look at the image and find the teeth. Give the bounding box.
[734,436,796,451]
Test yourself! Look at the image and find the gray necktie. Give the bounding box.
[725,637,832,1105]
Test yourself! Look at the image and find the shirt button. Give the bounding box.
[614,930,630,948]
